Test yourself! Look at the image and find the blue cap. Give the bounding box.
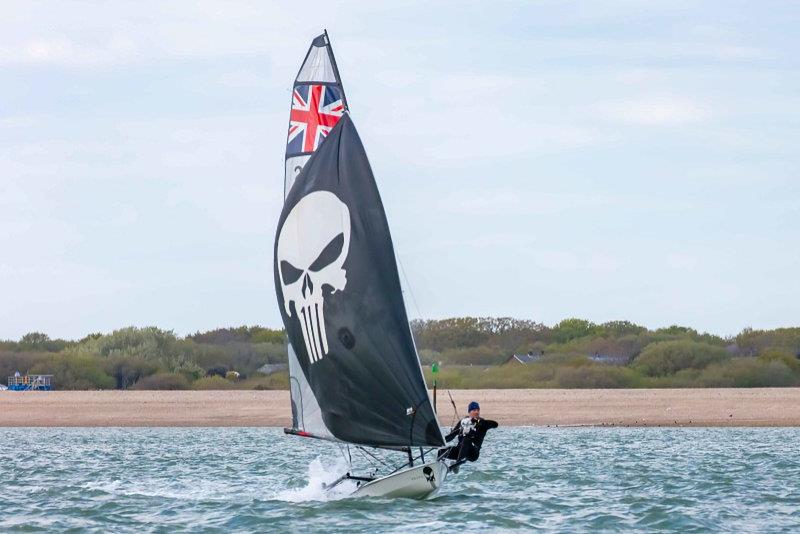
[468,401,480,412]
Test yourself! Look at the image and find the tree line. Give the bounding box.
[0,326,287,390]
[1,318,798,389]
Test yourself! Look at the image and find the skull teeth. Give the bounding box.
[315,302,329,355]
[300,306,316,362]
[300,303,327,362]
[277,190,351,366]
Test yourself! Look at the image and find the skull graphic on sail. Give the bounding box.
[277,191,351,363]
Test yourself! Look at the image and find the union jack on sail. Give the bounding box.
[287,84,345,155]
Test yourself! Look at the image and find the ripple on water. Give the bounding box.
[2,427,800,532]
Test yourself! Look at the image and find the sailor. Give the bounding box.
[439,401,498,464]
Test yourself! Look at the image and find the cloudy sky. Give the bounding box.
[1,1,798,340]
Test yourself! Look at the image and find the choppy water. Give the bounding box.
[1,427,799,532]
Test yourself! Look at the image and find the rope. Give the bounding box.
[397,256,424,320]
[447,390,459,427]
[355,446,393,470]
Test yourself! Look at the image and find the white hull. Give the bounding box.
[351,460,448,499]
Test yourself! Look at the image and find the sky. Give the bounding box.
[1,1,798,340]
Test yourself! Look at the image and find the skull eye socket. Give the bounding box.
[309,233,345,272]
[280,260,304,285]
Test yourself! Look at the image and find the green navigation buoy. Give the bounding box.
[432,362,439,413]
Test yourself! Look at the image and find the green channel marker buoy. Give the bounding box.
[432,362,439,413]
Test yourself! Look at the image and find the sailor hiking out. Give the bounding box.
[439,401,498,467]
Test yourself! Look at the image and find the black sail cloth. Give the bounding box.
[274,114,443,448]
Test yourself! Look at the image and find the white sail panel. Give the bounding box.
[285,155,311,197]
[287,342,337,440]
[297,42,337,82]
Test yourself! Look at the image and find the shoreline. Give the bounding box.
[2,388,800,428]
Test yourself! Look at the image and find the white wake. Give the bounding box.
[273,457,357,502]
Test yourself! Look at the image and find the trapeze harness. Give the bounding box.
[439,416,498,462]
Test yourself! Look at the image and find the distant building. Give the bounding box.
[257,363,288,375]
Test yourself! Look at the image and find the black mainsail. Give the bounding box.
[276,36,442,449]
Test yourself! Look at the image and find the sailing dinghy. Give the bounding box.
[274,32,451,499]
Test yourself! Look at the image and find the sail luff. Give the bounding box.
[282,33,349,443]
[322,30,348,109]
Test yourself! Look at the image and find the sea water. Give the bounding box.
[1,427,798,532]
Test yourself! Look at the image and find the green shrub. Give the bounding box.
[550,318,602,344]
[439,345,505,366]
[187,341,285,376]
[175,361,205,382]
[105,356,159,389]
[412,318,491,351]
[132,372,189,390]
[480,364,557,388]
[17,332,73,353]
[422,366,482,389]
[411,317,547,352]
[758,349,800,372]
[736,327,800,356]
[522,353,592,367]
[698,358,798,388]
[554,365,639,388]
[187,326,284,345]
[550,318,603,343]
[0,351,52,380]
[240,372,289,390]
[633,340,728,376]
[192,376,236,390]
[81,327,179,360]
[418,349,441,366]
[600,320,648,338]
[250,328,285,345]
[643,368,702,388]
[31,353,114,390]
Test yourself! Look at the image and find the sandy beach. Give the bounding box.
[2,388,799,427]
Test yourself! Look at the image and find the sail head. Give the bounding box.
[285,32,348,196]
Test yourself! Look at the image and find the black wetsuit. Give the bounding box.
[439,416,498,462]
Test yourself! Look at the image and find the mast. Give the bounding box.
[282,33,349,443]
